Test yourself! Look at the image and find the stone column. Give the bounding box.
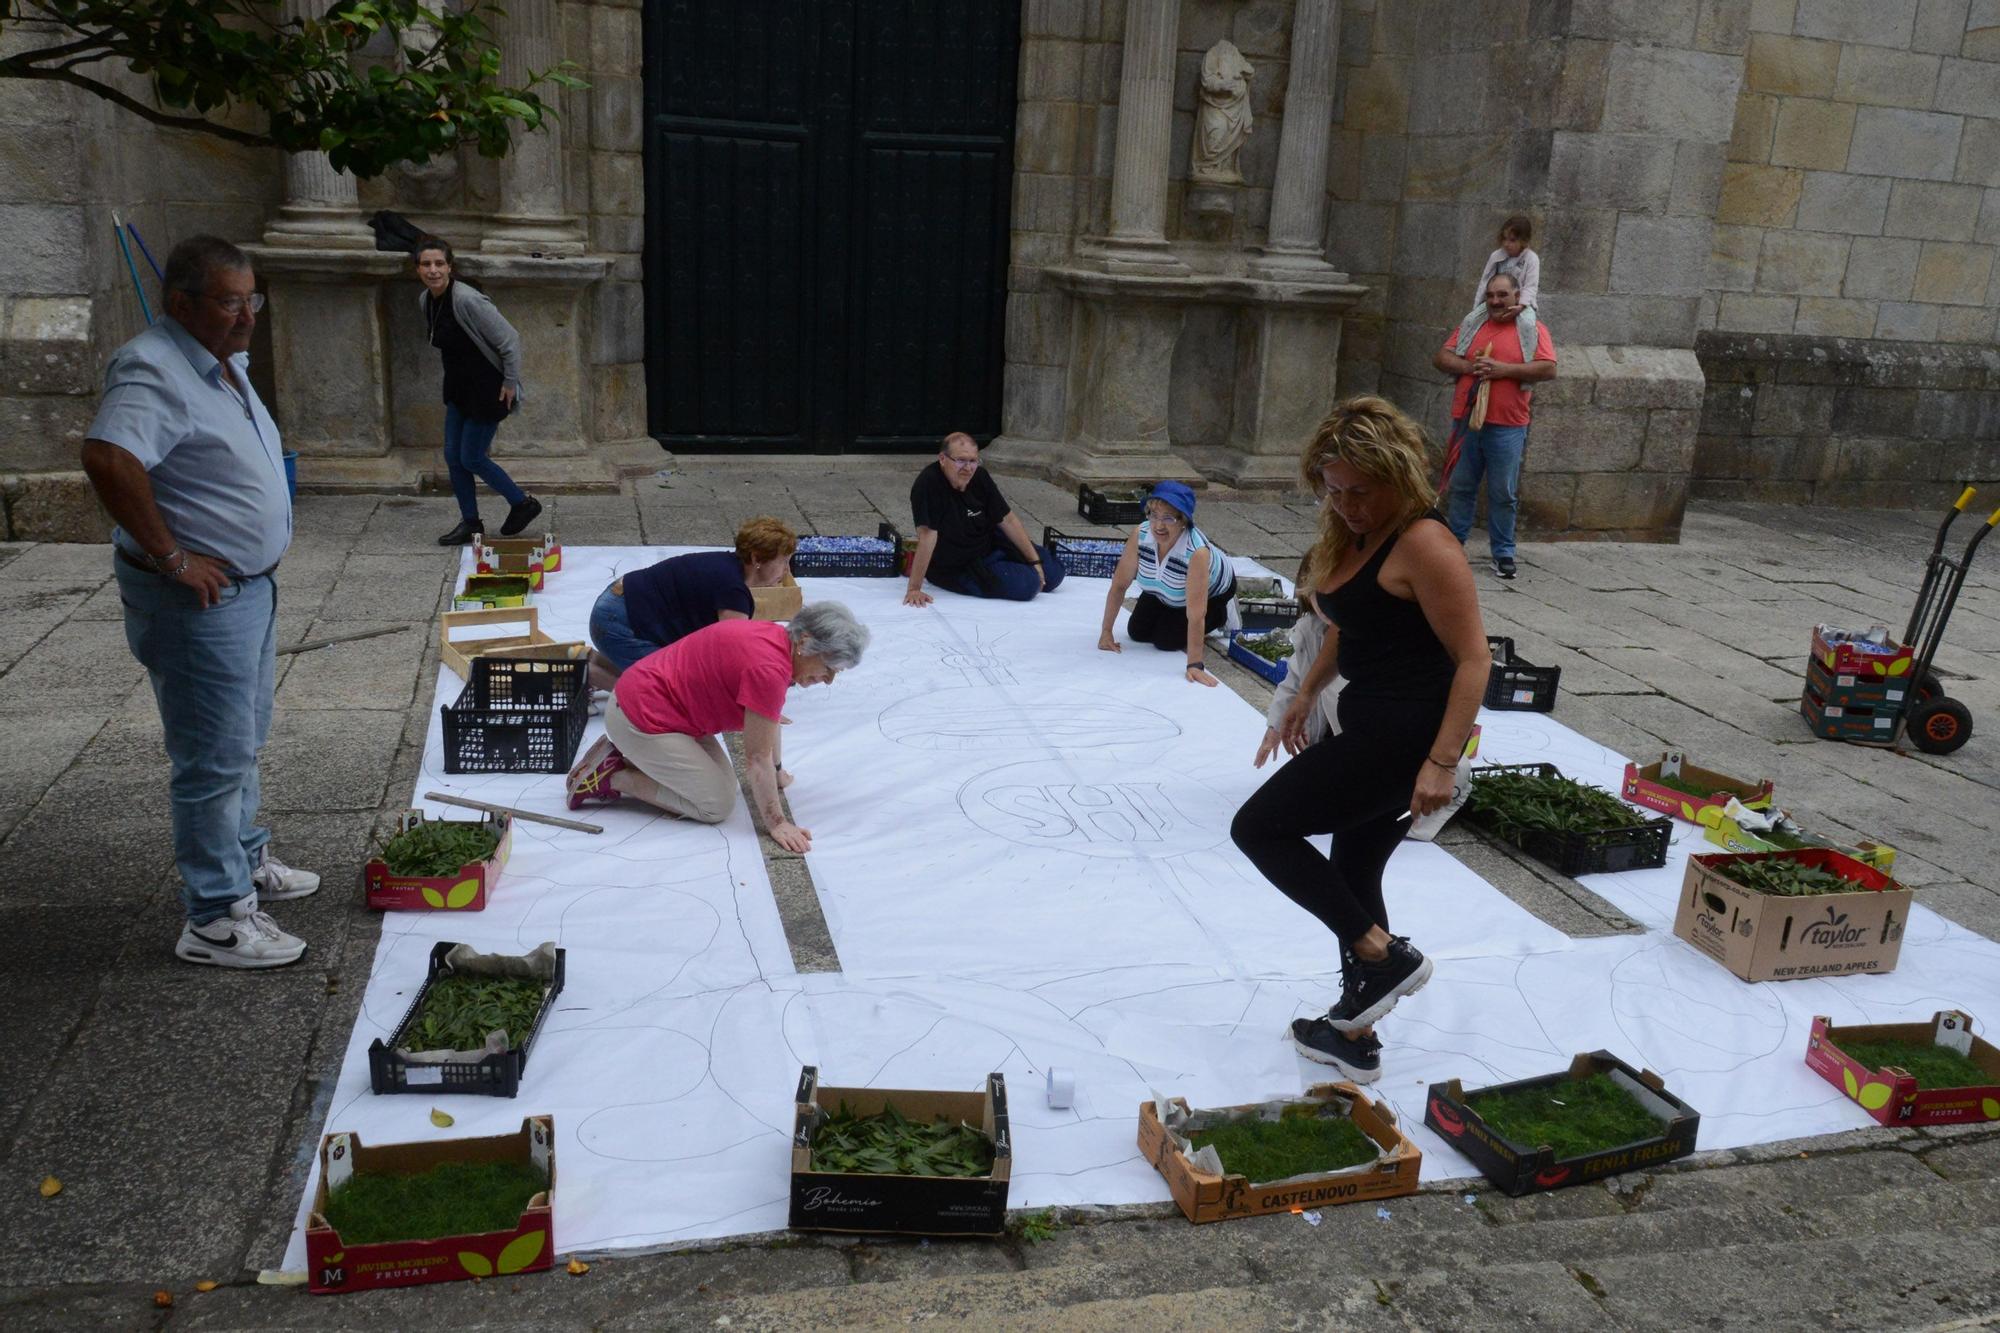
[483,0,584,255]
[262,0,371,248]
[1098,0,1186,273]
[1255,0,1340,274]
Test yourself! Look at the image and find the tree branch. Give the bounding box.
[0,31,117,69]
[8,66,272,148]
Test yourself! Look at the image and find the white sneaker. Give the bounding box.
[175,896,307,969]
[251,846,320,901]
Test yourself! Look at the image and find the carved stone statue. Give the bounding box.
[1191,40,1254,186]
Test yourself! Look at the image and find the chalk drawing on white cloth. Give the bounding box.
[931,625,1018,686]
[880,687,1183,753]
[956,757,1228,859]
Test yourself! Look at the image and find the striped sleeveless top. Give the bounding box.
[1135,522,1233,607]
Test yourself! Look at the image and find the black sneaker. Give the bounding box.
[1326,937,1433,1034]
[1493,556,1517,580]
[1290,1017,1383,1083]
[437,517,483,547]
[500,495,543,537]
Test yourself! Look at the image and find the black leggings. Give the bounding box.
[1127,587,1231,651]
[1228,701,1440,947]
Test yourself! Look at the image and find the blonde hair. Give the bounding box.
[735,515,798,564]
[1300,396,1438,587]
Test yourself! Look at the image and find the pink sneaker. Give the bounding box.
[567,737,626,810]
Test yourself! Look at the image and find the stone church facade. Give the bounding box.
[3,0,1998,543]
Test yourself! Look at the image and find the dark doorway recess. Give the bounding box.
[644,1,1020,453]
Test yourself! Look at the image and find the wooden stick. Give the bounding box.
[422,791,604,834]
[278,625,412,656]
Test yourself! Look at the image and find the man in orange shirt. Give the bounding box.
[1431,273,1557,580]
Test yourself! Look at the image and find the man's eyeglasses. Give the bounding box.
[943,455,980,471]
[205,293,266,316]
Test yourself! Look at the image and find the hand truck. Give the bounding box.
[1889,487,1997,754]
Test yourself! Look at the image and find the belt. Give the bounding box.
[116,546,279,580]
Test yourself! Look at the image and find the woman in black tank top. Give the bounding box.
[1229,397,1492,1085]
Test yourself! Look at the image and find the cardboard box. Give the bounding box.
[1424,1052,1700,1196]
[1811,624,1914,680]
[1800,682,1900,744]
[452,573,535,611]
[1138,1083,1421,1223]
[788,1067,1010,1236]
[1672,849,1913,982]
[1804,655,1910,709]
[363,810,511,911]
[439,607,588,681]
[472,541,544,590]
[478,533,560,573]
[1806,1011,2000,1127]
[1621,750,1774,826]
[1703,812,1897,872]
[307,1115,554,1294]
[752,573,803,621]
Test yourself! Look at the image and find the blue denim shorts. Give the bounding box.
[589,584,664,671]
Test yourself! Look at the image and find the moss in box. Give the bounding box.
[1186,1104,1377,1182]
[1467,1073,1663,1158]
[323,1159,548,1245]
[1467,770,1641,840]
[809,1101,995,1179]
[1712,855,1872,898]
[1239,634,1295,664]
[377,820,501,877]
[1837,1037,1991,1091]
[407,974,548,1052]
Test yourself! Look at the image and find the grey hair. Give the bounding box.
[162,235,252,299]
[788,601,870,671]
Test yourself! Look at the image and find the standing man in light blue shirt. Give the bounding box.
[82,235,320,969]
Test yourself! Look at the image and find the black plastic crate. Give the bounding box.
[1237,596,1299,632]
[1485,636,1561,712]
[441,655,589,774]
[791,522,905,578]
[1465,762,1672,877]
[1077,483,1147,526]
[1042,526,1126,579]
[368,941,567,1098]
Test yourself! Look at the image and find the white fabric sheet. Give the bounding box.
[284,547,2000,1269]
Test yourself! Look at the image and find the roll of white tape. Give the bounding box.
[1046,1066,1076,1110]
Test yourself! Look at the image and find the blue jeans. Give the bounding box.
[443,404,527,520]
[1444,421,1529,560]
[931,544,1067,601]
[589,584,666,671]
[115,559,277,925]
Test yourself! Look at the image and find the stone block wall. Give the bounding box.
[1714,0,2000,342]
[0,20,281,538]
[1692,330,2000,505]
[1328,1,1747,389]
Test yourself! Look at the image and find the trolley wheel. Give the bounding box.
[1909,697,1973,755]
[1914,668,1946,704]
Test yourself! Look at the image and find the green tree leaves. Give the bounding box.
[0,1,587,178]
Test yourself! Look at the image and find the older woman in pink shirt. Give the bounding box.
[565,602,869,853]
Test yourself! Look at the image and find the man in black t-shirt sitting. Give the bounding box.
[904,432,1067,606]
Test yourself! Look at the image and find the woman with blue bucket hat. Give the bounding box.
[1096,480,1237,686]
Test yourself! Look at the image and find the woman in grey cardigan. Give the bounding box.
[415,238,542,546]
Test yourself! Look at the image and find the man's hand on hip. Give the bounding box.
[175,552,232,608]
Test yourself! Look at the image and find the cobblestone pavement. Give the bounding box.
[2,463,1997,1329]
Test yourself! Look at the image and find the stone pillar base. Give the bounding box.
[1231,304,1343,460]
[250,249,409,457]
[481,217,587,257]
[262,207,375,251]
